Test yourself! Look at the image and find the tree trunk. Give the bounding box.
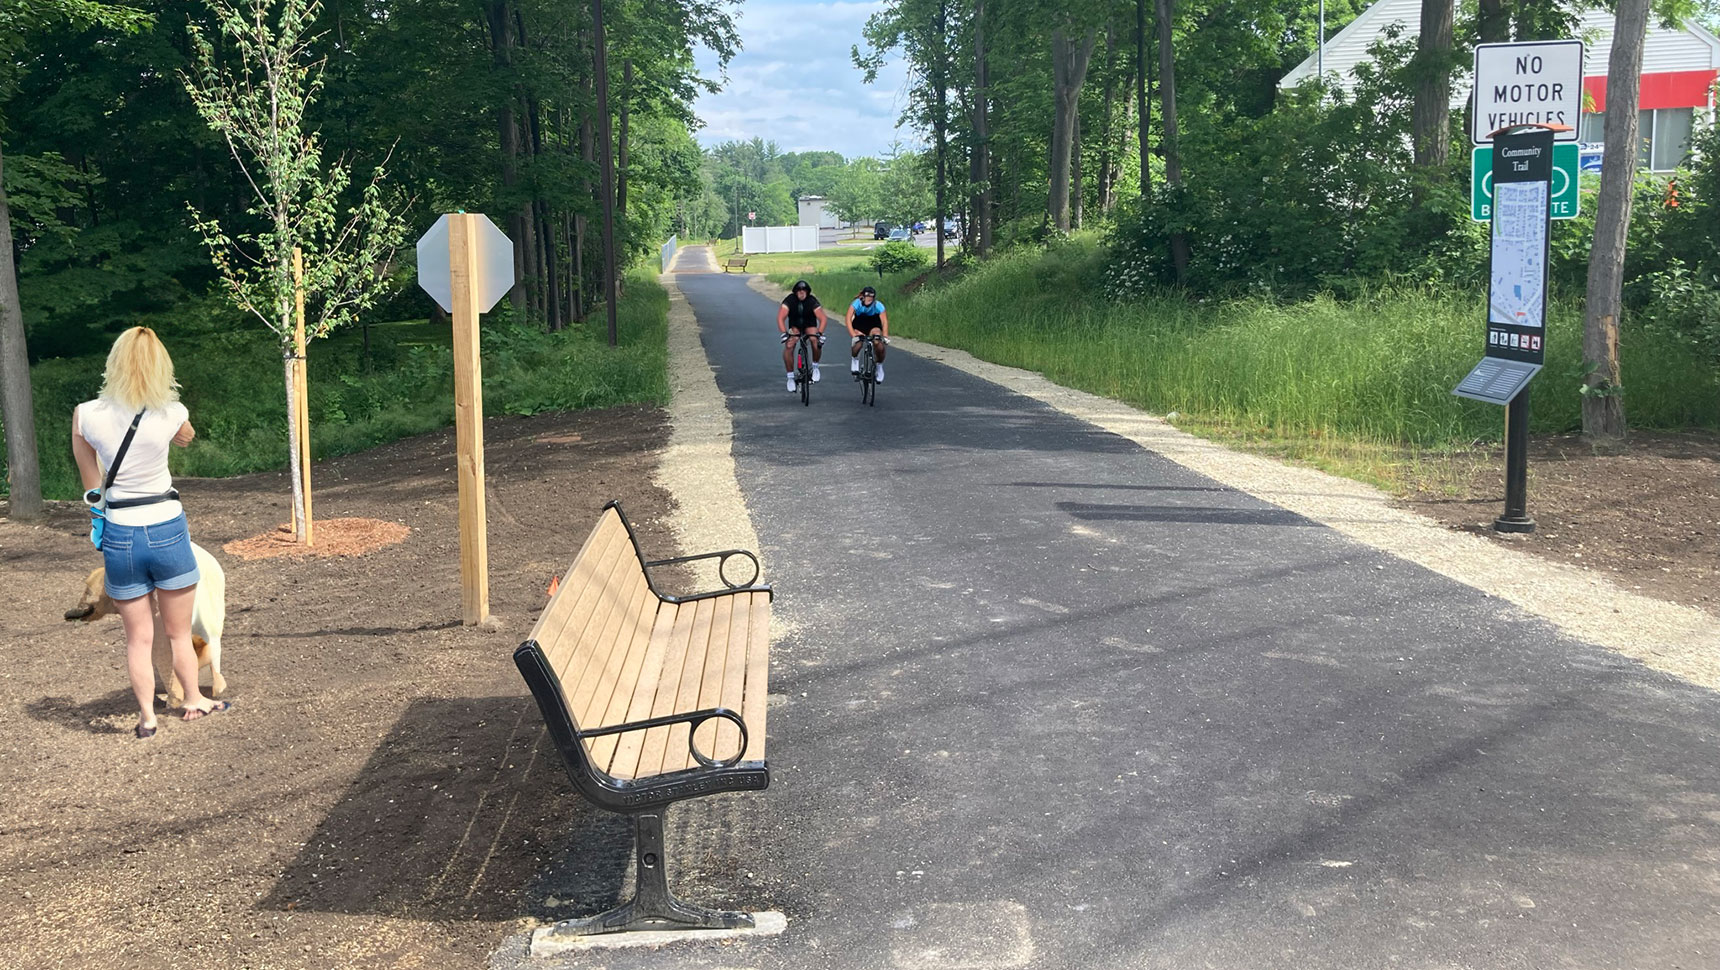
[1136,0,1152,199]
[282,353,305,539]
[1096,25,1118,214]
[1049,27,1099,232]
[592,0,619,346]
[617,59,632,228]
[1411,0,1454,166]
[1582,0,1648,443]
[972,0,993,256]
[540,199,561,330]
[0,140,44,519]
[488,0,526,312]
[934,0,947,269]
[1071,116,1084,229]
[576,100,593,323]
[1155,0,1188,280]
[1109,90,1132,211]
[1478,0,1509,44]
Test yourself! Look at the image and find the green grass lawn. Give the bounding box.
[6,268,669,501]
[720,245,874,278]
[793,236,1720,491]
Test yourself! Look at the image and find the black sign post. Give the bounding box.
[1453,124,1557,533]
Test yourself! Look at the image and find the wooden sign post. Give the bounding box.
[416,213,516,626]
[448,214,490,625]
[291,247,314,546]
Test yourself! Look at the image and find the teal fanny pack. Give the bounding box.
[89,410,144,550]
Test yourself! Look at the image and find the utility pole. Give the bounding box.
[592,0,619,346]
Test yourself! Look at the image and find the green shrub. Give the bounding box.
[869,241,928,276]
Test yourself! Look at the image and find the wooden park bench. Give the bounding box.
[723,256,749,272]
[513,501,772,936]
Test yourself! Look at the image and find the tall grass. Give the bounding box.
[7,267,668,501]
[791,238,1720,486]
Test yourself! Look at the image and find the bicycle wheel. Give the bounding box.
[798,338,812,406]
[860,340,876,406]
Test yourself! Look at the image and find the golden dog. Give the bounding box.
[64,542,227,706]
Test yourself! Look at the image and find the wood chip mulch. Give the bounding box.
[222,517,410,560]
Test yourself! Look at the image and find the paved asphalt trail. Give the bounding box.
[608,266,1720,969]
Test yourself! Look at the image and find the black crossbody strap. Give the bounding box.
[102,410,146,495]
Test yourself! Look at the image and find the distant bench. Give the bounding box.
[723,256,749,272]
[513,501,772,936]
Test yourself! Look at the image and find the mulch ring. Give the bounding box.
[223,517,411,560]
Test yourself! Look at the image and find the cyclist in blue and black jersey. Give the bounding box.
[844,285,889,382]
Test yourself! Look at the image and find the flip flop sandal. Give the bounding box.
[135,723,157,739]
[182,700,233,722]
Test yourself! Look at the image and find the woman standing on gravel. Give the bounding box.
[71,327,229,739]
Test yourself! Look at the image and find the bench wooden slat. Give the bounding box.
[530,510,628,646]
[611,599,702,780]
[705,594,751,763]
[643,597,718,778]
[551,551,650,730]
[537,517,634,677]
[675,594,736,773]
[567,575,655,757]
[583,592,664,773]
[741,593,770,762]
[603,604,684,779]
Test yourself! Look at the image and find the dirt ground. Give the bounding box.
[1398,430,1720,617]
[0,406,737,970]
[1,411,1715,969]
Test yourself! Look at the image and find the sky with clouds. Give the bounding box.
[690,0,918,156]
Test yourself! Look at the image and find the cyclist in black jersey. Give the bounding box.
[777,279,828,392]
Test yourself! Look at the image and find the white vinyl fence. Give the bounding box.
[659,234,678,272]
[742,225,818,254]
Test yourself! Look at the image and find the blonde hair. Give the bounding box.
[99,327,180,412]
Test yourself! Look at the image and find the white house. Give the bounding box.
[796,195,845,229]
[1280,0,1720,170]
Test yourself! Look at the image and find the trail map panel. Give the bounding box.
[1489,181,1548,332]
[1483,129,1553,367]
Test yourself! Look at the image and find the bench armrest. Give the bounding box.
[578,707,752,769]
[644,549,769,599]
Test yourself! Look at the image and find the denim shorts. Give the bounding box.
[101,513,200,600]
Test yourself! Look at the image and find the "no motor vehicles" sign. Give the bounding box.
[1473,40,1584,144]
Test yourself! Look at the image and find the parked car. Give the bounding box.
[873,221,893,240]
[887,226,913,242]
[911,220,927,233]
[942,218,960,239]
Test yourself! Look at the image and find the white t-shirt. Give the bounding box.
[75,397,188,527]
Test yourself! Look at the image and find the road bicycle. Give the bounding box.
[853,333,885,407]
[788,331,817,406]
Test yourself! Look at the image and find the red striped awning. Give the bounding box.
[1583,69,1720,113]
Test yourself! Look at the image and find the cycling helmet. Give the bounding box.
[859,286,876,297]
[791,279,812,293]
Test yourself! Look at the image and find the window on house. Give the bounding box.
[1635,108,1695,171]
[1579,112,1606,144]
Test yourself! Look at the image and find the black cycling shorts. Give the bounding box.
[851,318,883,334]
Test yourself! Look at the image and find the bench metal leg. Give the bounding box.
[542,808,756,936]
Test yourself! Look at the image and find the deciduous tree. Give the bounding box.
[183,0,409,539]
